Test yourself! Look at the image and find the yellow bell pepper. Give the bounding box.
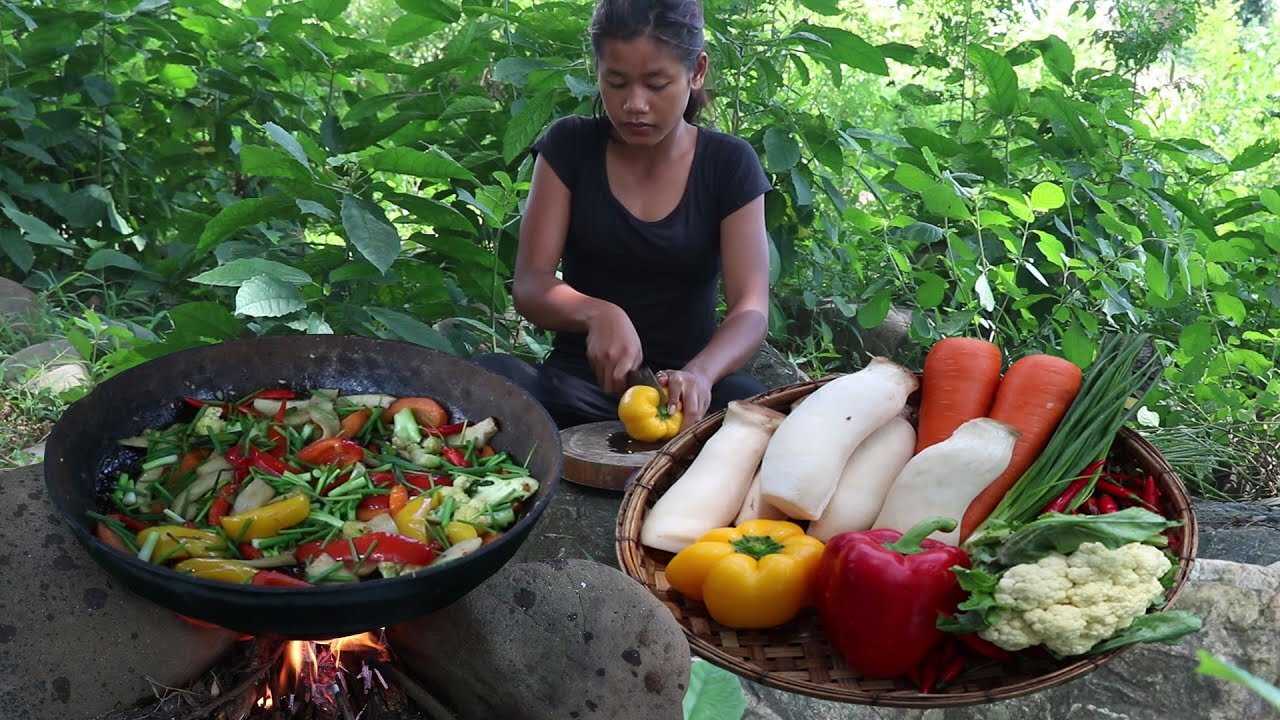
[618,385,682,442]
[445,520,478,544]
[393,493,435,544]
[219,493,311,541]
[136,525,228,562]
[174,557,258,584]
[664,519,825,629]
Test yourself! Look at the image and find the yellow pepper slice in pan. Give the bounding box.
[664,519,825,629]
[174,558,259,584]
[136,525,228,562]
[618,385,682,442]
[219,493,311,542]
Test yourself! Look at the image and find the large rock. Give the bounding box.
[388,558,690,720]
[744,341,810,388]
[741,558,1280,720]
[0,464,240,720]
[1193,499,1280,566]
[512,480,622,569]
[1,339,81,383]
[0,276,39,334]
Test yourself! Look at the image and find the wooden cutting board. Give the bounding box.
[559,421,667,492]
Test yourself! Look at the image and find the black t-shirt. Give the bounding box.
[530,114,772,371]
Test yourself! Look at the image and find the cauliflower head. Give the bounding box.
[979,541,1172,657]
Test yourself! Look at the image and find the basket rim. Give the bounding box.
[614,377,1199,708]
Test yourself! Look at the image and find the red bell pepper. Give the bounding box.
[368,471,450,492]
[814,517,970,679]
[251,570,312,588]
[295,532,438,568]
[253,388,297,401]
[422,422,467,437]
[441,446,469,467]
[296,437,365,468]
[226,445,290,477]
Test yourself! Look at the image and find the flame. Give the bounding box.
[272,630,389,701]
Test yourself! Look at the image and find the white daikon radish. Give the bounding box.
[872,417,1021,546]
[733,466,788,525]
[807,414,916,542]
[758,357,919,520]
[640,401,786,553]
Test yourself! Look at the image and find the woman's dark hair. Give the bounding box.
[589,0,709,123]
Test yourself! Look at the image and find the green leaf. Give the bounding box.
[992,508,1179,568]
[4,140,54,165]
[367,307,458,354]
[922,183,972,220]
[366,147,473,180]
[197,196,294,253]
[900,126,964,156]
[1029,182,1065,211]
[796,0,841,15]
[682,660,746,720]
[968,45,1020,117]
[1062,319,1095,368]
[789,169,812,206]
[857,291,892,328]
[1036,231,1069,269]
[262,122,313,174]
[0,229,33,272]
[1228,139,1280,172]
[763,127,801,172]
[1212,292,1247,326]
[241,145,314,181]
[303,0,349,20]
[1178,320,1214,357]
[1084,611,1203,656]
[892,163,933,192]
[85,249,143,272]
[1259,189,1280,215]
[2,207,73,248]
[296,199,335,220]
[914,271,947,308]
[1195,651,1280,710]
[395,0,460,22]
[190,259,313,287]
[440,95,497,120]
[974,272,995,312]
[387,13,445,45]
[502,93,555,165]
[341,194,401,275]
[794,23,888,76]
[1028,89,1096,153]
[234,275,305,318]
[492,57,556,87]
[158,63,198,90]
[1143,252,1169,299]
[904,221,943,244]
[1151,188,1219,240]
[1035,36,1075,85]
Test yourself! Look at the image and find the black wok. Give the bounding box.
[43,335,562,640]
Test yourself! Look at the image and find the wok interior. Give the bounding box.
[43,335,563,636]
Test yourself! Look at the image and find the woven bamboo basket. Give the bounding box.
[615,377,1198,708]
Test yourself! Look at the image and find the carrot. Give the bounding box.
[381,397,449,427]
[914,337,1004,453]
[959,353,1083,540]
[339,407,372,439]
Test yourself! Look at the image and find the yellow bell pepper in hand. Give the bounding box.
[664,519,825,629]
[618,385,682,442]
[219,493,311,541]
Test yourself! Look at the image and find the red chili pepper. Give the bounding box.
[1143,475,1160,509]
[422,422,467,437]
[1081,497,1099,515]
[938,652,968,686]
[295,532,438,568]
[238,543,263,560]
[1094,479,1152,508]
[1098,495,1120,514]
[296,437,365,468]
[953,630,1015,662]
[251,570,312,588]
[815,517,970,678]
[441,447,470,468]
[207,479,243,525]
[918,650,941,694]
[183,396,209,408]
[1042,477,1091,514]
[253,389,297,401]
[108,512,150,533]
[226,446,290,477]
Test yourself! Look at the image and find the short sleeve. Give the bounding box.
[531,115,593,191]
[714,135,772,220]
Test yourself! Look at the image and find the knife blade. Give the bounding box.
[627,365,667,405]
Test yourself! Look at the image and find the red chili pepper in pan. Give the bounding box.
[441,447,470,468]
[422,422,467,437]
[253,389,297,401]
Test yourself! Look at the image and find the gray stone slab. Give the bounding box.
[513,478,624,569]
[1,338,80,384]
[0,276,39,332]
[0,464,240,720]
[1193,499,1280,566]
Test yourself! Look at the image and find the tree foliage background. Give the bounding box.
[1,0,1277,492]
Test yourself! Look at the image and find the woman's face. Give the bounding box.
[597,35,706,146]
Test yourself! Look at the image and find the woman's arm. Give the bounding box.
[662,194,770,425]
[513,155,644,394]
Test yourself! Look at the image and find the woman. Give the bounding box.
[474,0,773,430]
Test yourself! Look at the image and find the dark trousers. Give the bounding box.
[470,351,768,429]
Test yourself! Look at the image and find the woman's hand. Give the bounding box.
[658,368,712,430]
[585,304,644,396]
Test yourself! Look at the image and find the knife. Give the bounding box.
[627,365,668,405]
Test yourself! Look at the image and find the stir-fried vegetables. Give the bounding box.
[89,387,539,587]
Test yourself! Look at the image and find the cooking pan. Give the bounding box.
[43,335,563,640]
